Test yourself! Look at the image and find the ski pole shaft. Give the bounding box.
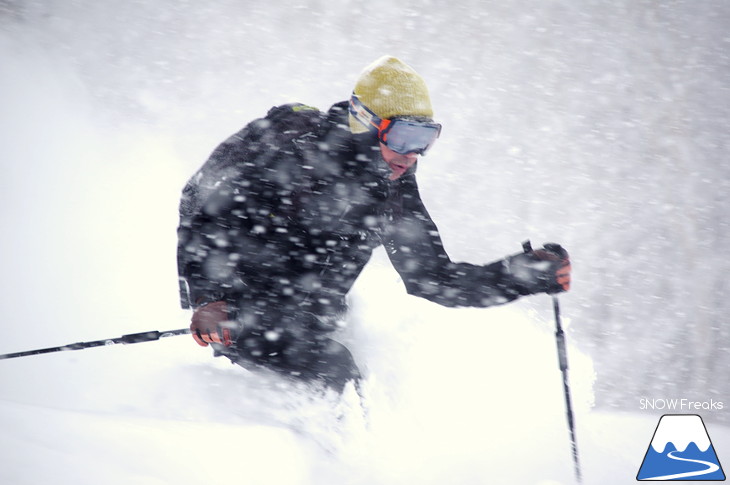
[0,328,190,360]
[552,294,582,483]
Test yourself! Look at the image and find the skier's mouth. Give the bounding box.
[379,141,418,180]
[386,161,412,180]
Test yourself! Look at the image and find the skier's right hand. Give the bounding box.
[190,301,237,347]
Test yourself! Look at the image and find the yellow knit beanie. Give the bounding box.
[349,56,434,134]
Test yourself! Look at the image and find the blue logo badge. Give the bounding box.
[637,414,725,481]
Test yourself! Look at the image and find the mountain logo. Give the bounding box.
[637,414,726,481]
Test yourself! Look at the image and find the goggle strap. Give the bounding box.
[349,94,382,132]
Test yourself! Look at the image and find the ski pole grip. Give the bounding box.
[522,240,533,253]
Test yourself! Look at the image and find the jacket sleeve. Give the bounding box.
[177,105,324,310]
[383,172,528,308]
[176,124,268,310]
[177,159,247,310]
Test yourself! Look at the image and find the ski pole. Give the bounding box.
[0,328,190,360]
[552,293,582,483]
[522,240,582,483]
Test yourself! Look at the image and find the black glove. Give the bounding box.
[505,243,571,295]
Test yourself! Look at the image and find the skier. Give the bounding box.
[177,56,571,392]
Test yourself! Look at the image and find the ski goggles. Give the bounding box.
[349,94,442,155]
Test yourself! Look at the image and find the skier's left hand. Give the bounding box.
[534,243,571,293]
[506,243,571,294]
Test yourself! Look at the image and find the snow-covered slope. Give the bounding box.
[1,254,728,484]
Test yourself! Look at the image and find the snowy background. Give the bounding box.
[1,1,729,484]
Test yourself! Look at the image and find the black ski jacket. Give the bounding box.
[177,102,530,324]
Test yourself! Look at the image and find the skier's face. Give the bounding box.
[379,142,418,181]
